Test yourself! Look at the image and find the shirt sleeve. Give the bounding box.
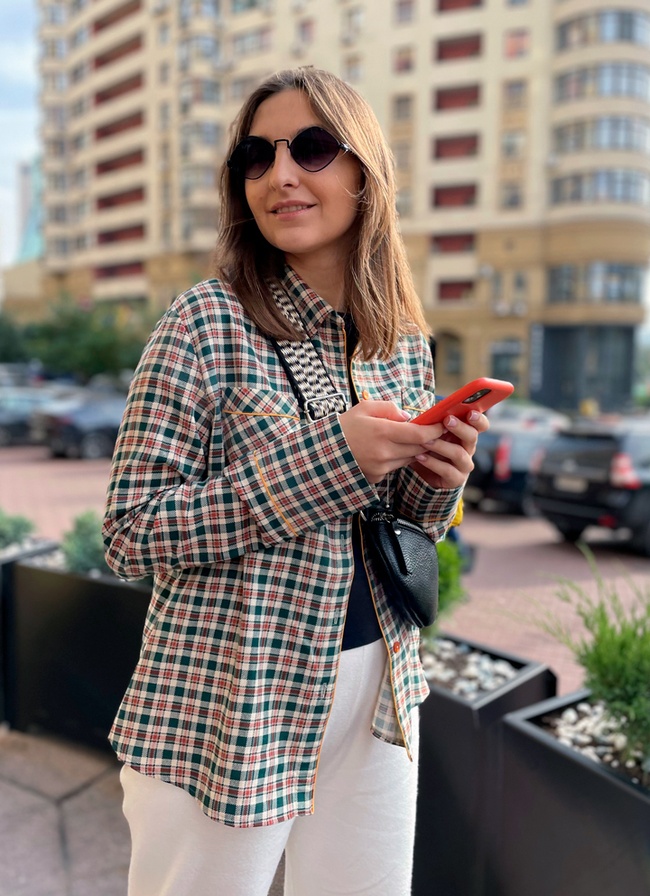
[392,332,463,541]
[103,310,376,580]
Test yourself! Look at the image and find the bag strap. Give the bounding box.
[270,282,348,421]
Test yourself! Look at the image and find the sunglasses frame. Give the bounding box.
[227,126,351,180]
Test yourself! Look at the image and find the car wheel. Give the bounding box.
[80,432,113,460]
[554,521,586,543]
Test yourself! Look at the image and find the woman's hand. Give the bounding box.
[339,400,444,484]
[409,410,489,489]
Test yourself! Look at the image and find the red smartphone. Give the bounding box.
[413,377,514,426]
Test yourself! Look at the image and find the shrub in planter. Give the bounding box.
[413,536,557,896]
[5,511,151,750]
[0,508,34,552]
[496,549,650,896]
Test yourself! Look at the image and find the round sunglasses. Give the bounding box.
[227,126,351,180]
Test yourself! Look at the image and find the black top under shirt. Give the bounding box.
[339,313,383,650]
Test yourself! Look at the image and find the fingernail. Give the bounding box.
[468,410,480,422]
[446,415,458,427]
[400,410,411,420]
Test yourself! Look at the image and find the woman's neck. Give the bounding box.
[286,257,346,311]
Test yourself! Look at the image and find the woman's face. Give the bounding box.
[243,90,362,274]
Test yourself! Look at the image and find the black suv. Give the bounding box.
[530,415,650,556]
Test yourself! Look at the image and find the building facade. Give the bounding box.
[34,0,650,411]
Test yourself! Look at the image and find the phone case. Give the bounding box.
[413,377,514,426]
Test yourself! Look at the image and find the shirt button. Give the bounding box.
[392,641,400,654]
[361,389,370,400]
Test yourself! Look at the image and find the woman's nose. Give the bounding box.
[267,142,300,187]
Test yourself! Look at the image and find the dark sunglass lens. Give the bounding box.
[293,127,340,172]
[230,137,274,179]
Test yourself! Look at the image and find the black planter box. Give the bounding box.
[4,558,151,750]
[412,634,557,896]
[0,540,59,723]
[495,690,650,896]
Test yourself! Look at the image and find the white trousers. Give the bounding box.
[120,639,419,896]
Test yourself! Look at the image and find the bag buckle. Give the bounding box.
[303,393,348,420]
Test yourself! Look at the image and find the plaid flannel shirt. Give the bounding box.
[103,267,462,828]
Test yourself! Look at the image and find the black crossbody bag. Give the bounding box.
[269,284,439,629]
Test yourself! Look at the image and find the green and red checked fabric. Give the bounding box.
[103,266,461,828]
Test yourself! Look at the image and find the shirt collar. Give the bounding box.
[279,265,338,338]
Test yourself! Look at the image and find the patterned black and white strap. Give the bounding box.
[270,283,348,421]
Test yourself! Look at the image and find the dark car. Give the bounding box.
[0,386,78,447]
[465,409,570,515]
[40,393,127,459]
[530,415,650,555]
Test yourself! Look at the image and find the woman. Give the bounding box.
[103,67,487,896]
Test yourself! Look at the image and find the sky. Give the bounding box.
[0,1,39,268]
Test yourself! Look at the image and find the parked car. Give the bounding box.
[0,385,78,447]
[38,392,127,459]
[530,415,650,555]
[465,410,570,515]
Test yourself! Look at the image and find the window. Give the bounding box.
[232,27,272,55]
[501,182,523,208]
[433,184,477,206]
[586,263,644,303]
[555,63,650,103]
[557,11,650,51]
[395,0,414,23]
[434,84,480,110]
[396,188,412,216]
[93,0,142,34]
[95,262,145,280]
[94,35,142,68]
[551,170,650,205]
[436,34,482,61]
[159,62,170,83]
[503,79,527,107]
[297,19,315,44]
[97,224,145,244]
[393,141,411,171]
[394,46,414,73]
[434,134,479,159]
[431,233,476,252]
[504,29,529,58]
[159,101,171,129]
[548,265,578,303]
[393,94,413,121]
[501,130,526,158]
[555,116,650,154]
[343,55,363,83]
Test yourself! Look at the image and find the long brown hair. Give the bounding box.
[213,67,429,359]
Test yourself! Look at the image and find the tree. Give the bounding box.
[23,300,150,382]
[0,312,29,363]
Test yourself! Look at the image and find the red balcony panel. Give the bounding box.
[97,224,145,244]
[94,0,142,34]
[435,84,480,110]
[95,111,144,140]
[433,184,477,207]
[95,261,145,279]
[94,34,142,69]
[438,0,482,10]
[95,73,143,105]
[96,149,144,175]
[96,186,145,210]
[434,134,479,159]
[432,233,476,253]
[436,34,482,61]
[438,280,474,300]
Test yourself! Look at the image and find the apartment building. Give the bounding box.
[33,0,650,411]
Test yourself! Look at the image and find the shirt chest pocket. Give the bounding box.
[221,387,301,460]
[401,386,436,418]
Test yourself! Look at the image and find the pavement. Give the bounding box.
[2,446,649,895]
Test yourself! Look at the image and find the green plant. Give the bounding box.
[420,536,468,647]
[0,508,34,551]
[61,511,110,576]
[540,547,650,784]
